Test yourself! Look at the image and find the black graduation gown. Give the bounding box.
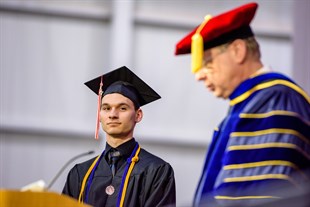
[62,145,176,207]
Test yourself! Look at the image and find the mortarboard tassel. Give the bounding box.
[191,15,212,73]
[95,76,103,139]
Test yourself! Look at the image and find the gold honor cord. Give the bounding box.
[78,145,141,207]
[119,146,141,207]
[78,155,101,203]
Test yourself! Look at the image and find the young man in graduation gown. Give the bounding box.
[62,66,176,207]
[175,2,310,207]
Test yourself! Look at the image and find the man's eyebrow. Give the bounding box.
[101,102,130,107]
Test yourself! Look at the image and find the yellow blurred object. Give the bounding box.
[191,33,204,73]
[191,15,212,73]
[0,189,92,207]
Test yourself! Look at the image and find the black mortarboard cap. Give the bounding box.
[84,66,161,107]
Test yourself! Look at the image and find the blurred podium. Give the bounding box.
[0,189,92,207]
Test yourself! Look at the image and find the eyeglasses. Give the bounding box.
[202,43,230,69]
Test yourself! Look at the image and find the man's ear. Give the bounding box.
[231,39,247,64]
[135,108,143,123]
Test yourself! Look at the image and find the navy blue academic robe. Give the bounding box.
[194,72,310,206]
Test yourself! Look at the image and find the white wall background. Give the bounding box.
[1,0,309,206]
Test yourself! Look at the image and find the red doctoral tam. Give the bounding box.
[175,2,258,55]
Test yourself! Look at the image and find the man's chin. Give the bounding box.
[106,130,121,136]
[213,91,221,98]
[107,131,130,139]
[213,91,227,99]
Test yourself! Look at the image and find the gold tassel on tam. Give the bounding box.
[191,15,212,73]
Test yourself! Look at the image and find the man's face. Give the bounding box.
[100,93,142,139]
[195,43,239,99]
